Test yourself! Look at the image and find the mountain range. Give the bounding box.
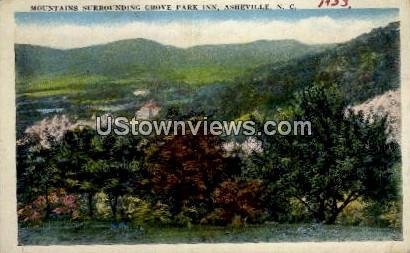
[15,22,400,135]
[16,39,326,81]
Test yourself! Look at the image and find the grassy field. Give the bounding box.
[18,221,402,245]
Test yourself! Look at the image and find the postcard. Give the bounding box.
[0,0,409,252]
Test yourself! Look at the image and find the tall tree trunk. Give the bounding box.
[109,194,118,219]
[325,193,359,224]
[87,192,94,217]
[118,196,125,220]
[314,198,326,223]
[44,183,51,219]
[314,212,325,223]
[325,213,339,224]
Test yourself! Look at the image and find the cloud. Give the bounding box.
[15,16,397,49]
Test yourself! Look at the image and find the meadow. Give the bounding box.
[19,221,401,245]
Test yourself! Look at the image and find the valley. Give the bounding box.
[15,22,400,137]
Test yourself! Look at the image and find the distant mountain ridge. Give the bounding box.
[200,21,401,119]
[15,38,328,80]
[259,22,400,101]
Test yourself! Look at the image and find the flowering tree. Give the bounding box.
[24,114,76,148]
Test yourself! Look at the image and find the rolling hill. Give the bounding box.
[15,39,326,82]
[15,22,400,135]
[191,21,400,119]
[15,38,329,133]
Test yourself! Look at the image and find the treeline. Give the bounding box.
[17,84,400,227]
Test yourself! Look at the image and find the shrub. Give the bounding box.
[17,196,47,225]
[364,201,402,228]
[174,213,193,228]
[122,196,171,226]
[337,199,366,226]
[382,201,401,228]
[337,199,402,228]
[288,197,311,223]
[18,189,80,225]
[174,206,205,228]
[210,179,266,225]
[94,192,111,219]
[203,208,229,226]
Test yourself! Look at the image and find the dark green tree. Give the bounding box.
[100,134,146,219]
[254,84,400,224]
[18,136,62,218]
[57,127,106,217]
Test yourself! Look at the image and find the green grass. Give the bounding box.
[16,65,237,99]
[166,66,244,86]
[16,61,243,100]
[18,220,402,245]
[17,75,109,96]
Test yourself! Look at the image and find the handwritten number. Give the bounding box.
[341,0,349,7]
[319,0,349,8]
[319,0,332,7]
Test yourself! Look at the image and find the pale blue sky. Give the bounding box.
[16,8,398,25]
[15,9,399,49]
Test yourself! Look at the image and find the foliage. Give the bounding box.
[24,114,75,148]
[337,199,402,229]
[57,127,105,217]
[17,137,62,218]
[18,189,79,225]
[252,84,400,224]
[363,200,402,228]
[209,179,267,225]
[94,192,112,219]
[146,129,229,219]
[17,83,401,227]
[287,197,311,223]
[122,196,171,226]
[337,199,367,226]
[382,202,402,229]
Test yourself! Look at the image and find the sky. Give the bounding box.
[15,9,399,49]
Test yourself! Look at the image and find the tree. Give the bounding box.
[17,136,39,204]
[18,137,62,219]
[99,133,146,219]
[18,115,76,218]
[255,84,400,224]
[56,128,105,217]
[146,129,229,221]
[210,179,266,225]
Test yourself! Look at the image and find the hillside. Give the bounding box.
[15,39,325,82]
[261,21,400,106]
[15,38,328,133]
[15,22,400,135]
[193,21,400,119]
